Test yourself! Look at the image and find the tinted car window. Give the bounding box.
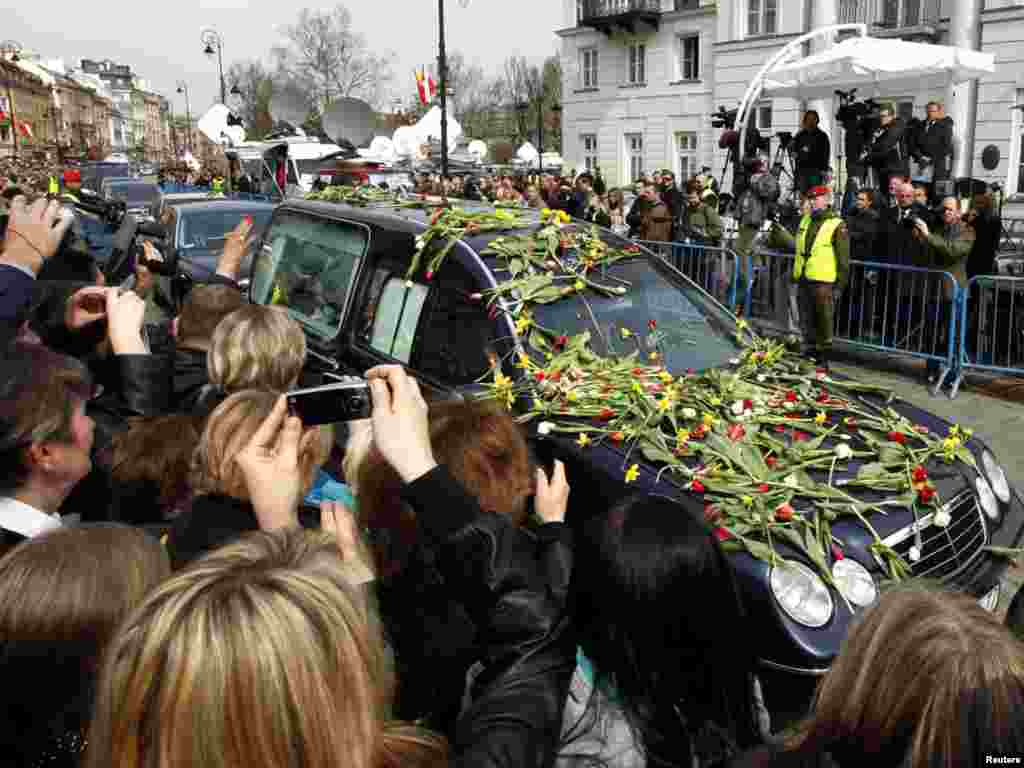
[106,182,160,207]
[364,273,430,363]
[252,212,366,338]
[531,249,741,373]
[413,256,494,384]
[178,209,272,249]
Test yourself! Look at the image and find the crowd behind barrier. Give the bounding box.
[637,237,1024,399]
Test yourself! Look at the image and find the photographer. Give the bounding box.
[793,111,831,193]
[864,103,909,204]
[912,102,954,194]
[734,159,779,269]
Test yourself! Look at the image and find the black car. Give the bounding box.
[247,197,1023,716]
[102,179,161,221]
[167,199,275,280]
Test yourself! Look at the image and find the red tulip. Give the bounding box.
[912,466,929,483]
[785,390,798,403]
[704,504,721,524]
[743,399,754,411]
[599,407,615,420]
[690,479,706,493]
[888,431,907,444]
[765,456,778,467]
[918,485,936,504]
[727,423,746,442]
[831,544,845,562]
[775,503,795,522]
[758,483,771,493]
[714,527,733,542]
[648,319,657,330]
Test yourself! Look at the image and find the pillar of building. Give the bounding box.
[946,0,985,181]
[808,0,838,188]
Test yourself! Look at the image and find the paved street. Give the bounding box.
[832,347,1024,617]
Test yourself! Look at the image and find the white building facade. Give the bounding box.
[558,0,1024,213]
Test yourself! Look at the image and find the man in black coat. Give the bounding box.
[865,104,909,204]
[913,101,954,192]
[793,110,831,193]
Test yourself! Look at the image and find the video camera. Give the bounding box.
[710,106,737,130]
[835,89,881,137]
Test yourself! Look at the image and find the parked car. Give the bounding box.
[246,198,1023,718]
[101,179,161,221]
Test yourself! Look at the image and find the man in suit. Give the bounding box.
[913,101,954,197]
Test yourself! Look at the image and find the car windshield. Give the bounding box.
[178,208,273,250]
[108,183,159,207]
[529,231,742,374]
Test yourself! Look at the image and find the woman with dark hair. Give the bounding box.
[561,495,766,768]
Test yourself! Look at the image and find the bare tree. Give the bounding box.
[272,4,395,111]
[227,60,275,139]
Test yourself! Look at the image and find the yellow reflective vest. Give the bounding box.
[794,214,842,283]
[48,176,59,195]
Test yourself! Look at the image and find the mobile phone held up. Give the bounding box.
[286,377,371,426]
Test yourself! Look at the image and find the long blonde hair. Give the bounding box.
[792,582,1024,766]
[86,528,447,768]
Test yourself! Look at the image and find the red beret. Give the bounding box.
[809,185,831,197]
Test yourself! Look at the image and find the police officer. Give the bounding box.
[47,174,59,197]
[771,185,849,367]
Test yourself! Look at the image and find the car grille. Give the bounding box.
[877,492,987,582]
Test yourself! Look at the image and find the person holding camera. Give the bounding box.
[770,185,849,368]
[793,111,831,194]
[679,179,722,246]
[864,104,909,205]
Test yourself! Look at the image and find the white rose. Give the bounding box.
[932,509,951,528]
[537,421,554,436]
[731,400,746,416]
[757,374,767,382]
[834,443,853,460]
[682,408,697,419]
[908,545,922,563]
[729,358,740,366]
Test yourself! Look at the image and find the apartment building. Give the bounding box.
[558,0,1024,210]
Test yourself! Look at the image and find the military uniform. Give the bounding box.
[773,205,850,365]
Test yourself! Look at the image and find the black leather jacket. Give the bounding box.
[402,466,575,768]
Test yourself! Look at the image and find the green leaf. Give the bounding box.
[530,286,568,304]
[738,535,777,565]
[856,462,888,481]
[528,330,551,353]
[878,443,907,465]
[640,443,676,465]
[955,446,977,469]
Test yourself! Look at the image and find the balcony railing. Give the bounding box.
[580,0,662,22]
[837,0,940,31]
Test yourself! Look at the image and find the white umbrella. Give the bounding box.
[762,36,995,99]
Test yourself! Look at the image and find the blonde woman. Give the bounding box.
[730,583,1024,767]
[165,389,332,568]
[207,304,307,395]
[87,529,443,768]
[88,370,576,768]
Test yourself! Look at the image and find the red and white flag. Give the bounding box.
[18,121,33,139]
[416,68,438,105]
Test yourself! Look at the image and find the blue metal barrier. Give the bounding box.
[637,240,743,311]
[954,274,1024,397]
[748,250,961,396]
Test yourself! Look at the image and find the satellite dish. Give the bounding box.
[268,84,310,131]
[197,104,246,146]
[467,139,488,160]
[322,98,377,149]
[392,125,419,158]
[368,136,396,160]
[982,144,1001,171]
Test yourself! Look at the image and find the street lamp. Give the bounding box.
[1,40,23,158]
[200,28,227,105]
[435,0,471,177]
[176,80,193,154]
[229,83,241,98]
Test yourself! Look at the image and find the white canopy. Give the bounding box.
[762,36,995,99]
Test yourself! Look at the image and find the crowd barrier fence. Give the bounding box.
[637,240,743,311]
[745,250,963,396]
[954,275,1024,398]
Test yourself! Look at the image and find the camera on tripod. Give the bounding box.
[775,131,794,151]
[710,106,737,130]
[835,89,880,137]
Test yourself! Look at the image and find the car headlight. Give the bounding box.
[770,560,834,628]
[832,558,878,608]
[982,451,1011,504]
[976,475,1000,522]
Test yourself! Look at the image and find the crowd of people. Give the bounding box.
[1,165,1023,768]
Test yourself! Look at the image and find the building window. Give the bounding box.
[676,132,698,181]
[581,133,598,171]
[882,0,923,27]
[626,133,644,182]
[581,48,599,89]
[748,0,778,36]
[678,35,700,81]
[1012,89,1024,194]
[627,43,646,85]
[752,102,773,131]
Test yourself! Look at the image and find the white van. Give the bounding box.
[229,138,344,198]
